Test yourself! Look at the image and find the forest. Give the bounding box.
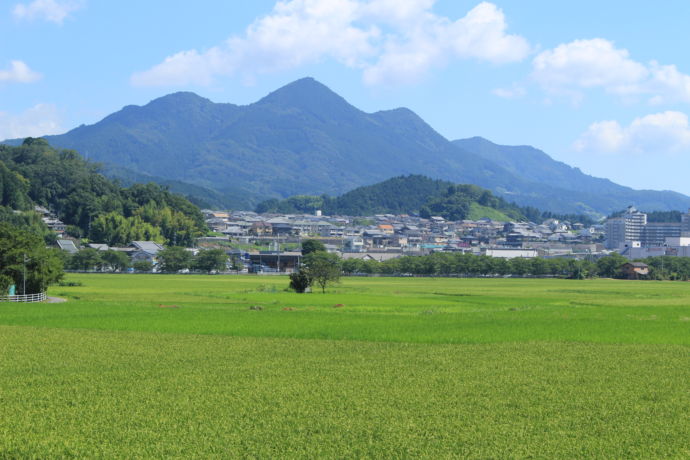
[0,138,207,246]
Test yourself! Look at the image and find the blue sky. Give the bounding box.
[3,0,690,196]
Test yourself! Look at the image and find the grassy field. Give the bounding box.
[1,274,689,457]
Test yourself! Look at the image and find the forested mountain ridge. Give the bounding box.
[256,175,595,224]
[4,77,690,214]
[453,137,690,213]
[0,139,207,245]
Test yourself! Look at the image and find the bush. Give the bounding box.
[289,271,312,293]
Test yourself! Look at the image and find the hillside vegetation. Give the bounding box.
[0,138,206,245]
[256,175,597,224]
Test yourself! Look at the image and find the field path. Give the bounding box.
[46,297,67,303]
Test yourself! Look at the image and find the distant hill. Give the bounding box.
[453,137,690,215]
[256,175,527,222]
[4,77,690,214]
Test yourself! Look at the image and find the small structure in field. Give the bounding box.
[621,262,649,279]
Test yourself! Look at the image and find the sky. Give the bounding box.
[3,0,690,195]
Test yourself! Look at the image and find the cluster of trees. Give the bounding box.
[641,256,690,280]
[418,184,524,221]
[64,247,234,274]
[337,253,639,279]
[0,223,63,295]
[0,139,207,246]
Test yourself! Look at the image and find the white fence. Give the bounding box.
[0,292,47,303]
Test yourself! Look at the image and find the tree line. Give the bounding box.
[65,247,237,274]
[337,252,676,280]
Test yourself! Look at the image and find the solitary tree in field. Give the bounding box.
[303,251,341,293]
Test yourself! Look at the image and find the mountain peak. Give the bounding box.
[255,77,357,115]
[145,91,213,108]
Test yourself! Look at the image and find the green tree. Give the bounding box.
[301,239,326,255]
[157,246,192,273]
[193,249,228,273]
[68,248,104,272]
[132,260,153,272]
[0,222,63,294]
[288,270,312,293]
[101,250,130,272]
[596,253,627,278]
[302,252,341,293]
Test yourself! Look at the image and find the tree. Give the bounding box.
[67,248,104,271]
[193,249,228,273]
[288,270,312,293]
[101,250,130,272]
[0,222,63,294]
[157,246,192,273]
[301,239,326,255]
[132,260,153,272]
[302,251,341,293]
[596,253,627,278]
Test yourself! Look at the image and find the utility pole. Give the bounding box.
[23,253,27,295]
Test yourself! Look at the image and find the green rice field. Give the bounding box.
[1,274,689,458]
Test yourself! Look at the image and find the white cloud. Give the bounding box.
[533,38,690,105]
[0,104,61,140]
[492,84,526,99]
[132,0,530,87]
[0,60,42,83]
[574,111,690,155]
[13,0,84,24]
[362,2,529,86]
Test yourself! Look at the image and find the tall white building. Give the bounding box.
[604,206,647,249]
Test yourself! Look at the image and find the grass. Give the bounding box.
[1,274,689,457]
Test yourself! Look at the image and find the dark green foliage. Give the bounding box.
[596,254,628,278]
[421,184,525,221]
[303,252,342,293]
[0,160,30,210]
[301,239,326,255]
[157,247,192,273]
[101,250,130,272]
[67,249,104,271]
[340,252,600,279]
[132,260,153,272]
[193,249,228,273]
[0,222,63,294]
[0,206,56,244]
[0,140,206,246]
[288,270,312,293]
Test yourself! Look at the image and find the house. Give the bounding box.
[56,239,79,254]
[248,251,302,273]
[130,241,165,265]
[621,262,649,279]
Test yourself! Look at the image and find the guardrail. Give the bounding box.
[0,292,47,303]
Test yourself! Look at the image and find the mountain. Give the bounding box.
[453,137,690,214]
[5,77,690,214]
